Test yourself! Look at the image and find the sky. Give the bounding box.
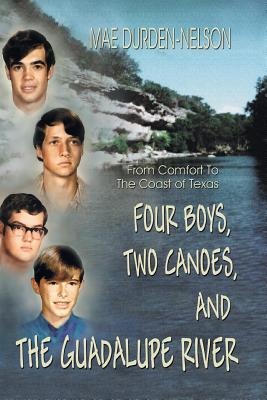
[34,0,266,113]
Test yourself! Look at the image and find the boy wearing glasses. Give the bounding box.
[0,193,48,271]
[24,245,88,344]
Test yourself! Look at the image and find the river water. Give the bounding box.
[2,155,267,399]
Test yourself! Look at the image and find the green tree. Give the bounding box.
[214,113,248,150]
[186,104,217,151]
[142,81,178,108]
[99,48,142,86]
[169,118,193,152]
[246,76,267,157]
[176,95,206,113]
[151,131,171,150]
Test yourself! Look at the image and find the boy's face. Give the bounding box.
[5,46,54,113]
[32,271,82,324]
[1,210,46,265]
[36,123,83,178]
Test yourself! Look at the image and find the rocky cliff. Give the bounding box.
[0,0,189,154]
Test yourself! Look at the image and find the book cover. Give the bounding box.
[0,1,266,399]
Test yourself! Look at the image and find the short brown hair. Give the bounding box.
[34,245,84,284]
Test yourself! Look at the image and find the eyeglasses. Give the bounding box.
[6,223,48,240]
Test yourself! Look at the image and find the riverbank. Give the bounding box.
[91,145,217,169]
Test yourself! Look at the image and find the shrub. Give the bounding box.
[111,136,129,153]
[151,131,171,150]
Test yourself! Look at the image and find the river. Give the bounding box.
[2,155,267,399]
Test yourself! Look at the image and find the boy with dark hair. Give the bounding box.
[33,107,85,150]
[33,108,87,211]
[3,30,55,70]
[0,193,48,270]
[25,245,88,341]
[2,30,55,113]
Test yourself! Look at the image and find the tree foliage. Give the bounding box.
[245,76,267,158]
[98,48,142,86]
[142,81,178,108]
[152,131,171,150]
[94,136,129,154]
[142,80,215,114]
[159,109,248,153]
[176,95,208,113]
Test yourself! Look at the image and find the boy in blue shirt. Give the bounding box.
[24,245,88,345]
